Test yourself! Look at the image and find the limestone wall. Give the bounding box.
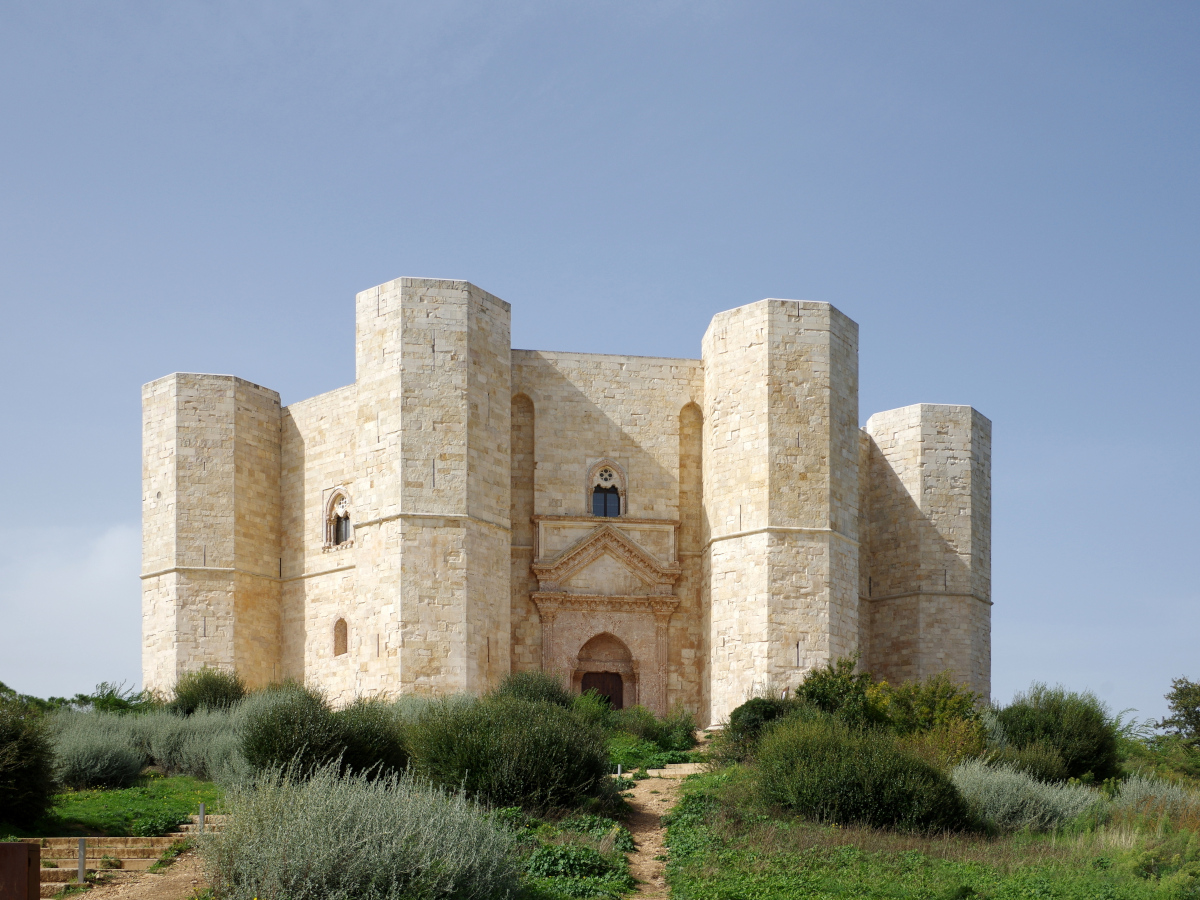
[141,376,179,691]
[281,278,513,702]
[510,394,540,672]
[141,374,281,692]
[511,350,704,713]
[279,383,360,697]
[384,279,511,696]
[860,404,991,696]
[702,300,860,724]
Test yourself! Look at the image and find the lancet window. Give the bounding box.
[325,490,353,548]
[587,461,626,517]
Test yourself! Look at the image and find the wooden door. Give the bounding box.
[581,671,624,710]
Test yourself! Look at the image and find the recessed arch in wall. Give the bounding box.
[571,631,636,709]
[333,618,348,657]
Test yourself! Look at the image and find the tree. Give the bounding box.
[1158,677,1200,745]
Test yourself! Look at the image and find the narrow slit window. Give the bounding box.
[592,485,621,517]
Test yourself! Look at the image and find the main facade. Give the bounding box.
[142,277,991,725]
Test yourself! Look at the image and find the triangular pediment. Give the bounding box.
[531,524,680,594]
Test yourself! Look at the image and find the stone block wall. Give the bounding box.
[141,373,281,692]
[511,350,704,713]
[701,300,860,723]
[279,383,359,697]
[859,404,992,697]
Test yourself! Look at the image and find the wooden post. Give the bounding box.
[198,803,206,834]
[0,842,40,900]
[77,838,86,885]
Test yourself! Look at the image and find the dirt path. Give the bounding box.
[82,852,207,900]
[623,762,705,897]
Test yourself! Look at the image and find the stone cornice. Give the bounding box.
[532,592,680,617]
[705,525,859,549]
[532,514,680,527]
[861,589,992,606]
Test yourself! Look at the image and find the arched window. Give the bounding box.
[592,485,621,517]
[586,461,626,517]
[325,490,352,548]
[333,618,348,656]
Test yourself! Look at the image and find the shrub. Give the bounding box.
[202,764,520,900]
[754,715,975,833]
[239,684,342,775]
[995,683,1120,782]
[332,697,408,777]
[406,695,613,810]
[886,672,983,735]
[0,702,55,827]
[1113,773,1200,818]
[52,712,146,789]
[1158,676,1200,746]
[172,668,246,716]
[899,718,988,771]
[987,741,1068,783]
[612,704,697,752]
[606,732,692,771]
[794,657,891,729]
[135,708,241,779]
[572,690,615,731]
[492,671,575,708]
[727,697,795,743]
[950,759,1105,832]
[607,732,662,771]
[1,680,160,715]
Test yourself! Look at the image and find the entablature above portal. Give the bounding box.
[531,519,681,596]
[532,515,679,569]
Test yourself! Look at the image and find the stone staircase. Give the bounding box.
[23,813,225,897]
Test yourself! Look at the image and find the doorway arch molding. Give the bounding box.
[569,632,639,707]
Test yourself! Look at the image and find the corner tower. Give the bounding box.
[859,404,991,696]
[352,278,512,696]
[701,300,860,723]
[141,374,282,692]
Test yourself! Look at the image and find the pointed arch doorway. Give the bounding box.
[573,632,636,710]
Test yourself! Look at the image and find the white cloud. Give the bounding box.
[0,523,142,698]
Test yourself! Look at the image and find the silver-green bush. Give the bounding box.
[1113,773,1200,816]
[201,764,520,900]
[950,759,1104,832]
[137,709,241,779]
[50,712,147,789]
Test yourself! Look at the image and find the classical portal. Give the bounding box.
[141,277,992,725]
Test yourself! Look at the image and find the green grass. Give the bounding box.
[664,771,1200,900]
[2,774,220,838]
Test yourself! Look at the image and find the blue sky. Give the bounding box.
[1,1,1195,720]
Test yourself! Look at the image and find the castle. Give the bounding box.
[142,277,991,725]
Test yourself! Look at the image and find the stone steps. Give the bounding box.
[22,813,223,895]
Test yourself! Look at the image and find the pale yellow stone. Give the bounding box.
[142,280,991,724]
